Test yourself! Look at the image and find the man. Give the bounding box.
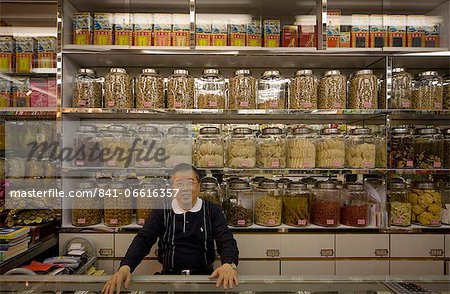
[102,164,239,294]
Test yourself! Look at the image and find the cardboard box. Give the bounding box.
[296,15,316,47]
[351,14,369,48]
[154,14,172,46]
[246,20,261,47]
[424,16,441,48]
[94,13,113,45]
[133,14,153,46]
[196,15,211,46]
[407,15,425,47]
[369,14,388,48]
[0,36,15,72]
[114,13,133,46]
[388,15,406,47]
[73,12,93,45]
[282,25,298,47]
[211,19,227,46]
[30,78,48,107]
[327,9,341,47]
[229,21,246,46]
[0,78,11,107]
[339,16,352,48]
[264,20,280,47]
[172,14,190,47]
[15,37,36,73]
[36,37,57,68]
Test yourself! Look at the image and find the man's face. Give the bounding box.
[171,170,200,209]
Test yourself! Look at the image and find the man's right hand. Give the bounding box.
[102,265,132,294]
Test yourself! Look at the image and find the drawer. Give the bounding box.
[237,261,280,275]
[59,233,114,258]
[335,260,389,275]
[115,233,158,258]
[114,260,162,275]
[336,234,389,257]
[445,234,450,258]
[391,235,445,258]
[281,234,334,258]
[390,260,444,275]
[281,260,335,275]
[234,234,281,258]
[97,260,114,275]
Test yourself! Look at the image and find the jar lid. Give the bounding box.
[233,127,253,135]
[78,68,96,75]
[106,125,128,132]
[391,127,410,134]
[320,128,340,135]
[390,182,405,189]
[173,69,189,75]
[201,178,218,190]
[200,127,220,135]
[316,181,336,189]
[350,128,372,135]
[413,181,435,190]
[259,179,278,189]
[288,182,307,190]
[168,126,189,135]
[292,127,314,135]
[295,69,313,76]
[142,68,158,74]
[110,68,126,73]
[419,71,439,77]
[393,68,405,73]
[301,177,317,185]
[262,127,283,135]
[324,70,341,76]
[235,69,251,76]
[77,125,97,132]
[354,69,373,76]
[203,69,219,75]
[277,178,291,184]
[138,125,159,133]
[415,127,438,135]
[263,70,280,77]
[346,183,364,191]
[229,180,250,189]
[76,181,97,189]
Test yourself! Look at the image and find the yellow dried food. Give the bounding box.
[409,193,419,205]
[417,211,433,225]
[417,192,434,208]
[412,204,425,215]
[428,203,441,214]
[431,192,442,204]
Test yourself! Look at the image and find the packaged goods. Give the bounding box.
[391,68,413,109]
[72,182,102,227]
[172,14,190,47]
[311,181,341,227]
[229,21,247,46]
[73,12,93,45]
[388,15,406,47]
[196,69,226,109]
[30,78,48,107]
[196,15,211,46]
[289,70,318,109]
[297,15,316,47]
[225,180,253,227]
[36,37,57,68]
[369,15,388,48]
[318,70,346,109]
[257,70,287,109]
[0,36,15,72]
[351,14,370,48]
[412,71,443,110]
[407,15,425,47]
[409,181,441,227]
[154,14,172,46]
[0,78,11,107]
[135,68,164,109]
[133,14,153,46]
[167,69,195,109]
[263,20,280,47]
[114,13,133,46]
[227,127,256,168]
[327,10,341,47]
[339,16,351,48]
[73,68,103,108]
[282,25,298,47]
[94,13,113,45]
[424,16,441,48]
[15,37,36,73]
[287,127,316,168]
[316,128,345,168]
[348,69,378,109]
[194,127,224,168]
[257,127,286,168]
[229,69,256,109]
[211,19,227,46]
[282,183,310,226]
[11,77,31,107]
[255,180,282,227]
[246,20,261,46]
[413,128,443,169]
[389,127,414,168]
[346,128,376,169]
[104,68,133,108]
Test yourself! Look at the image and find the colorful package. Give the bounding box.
[172,14,190,47]
[424,16,441,48]
[154,14,172,46]
[351,14,369,48]
[30,78,48,107]
[133,13,153,46]
[339,16,351,48]
[0,78,11,107]
[369,14,388,48]
[388,15,406,47]
[15,37,36,73]
[114,13,133,45]
[246,20,261,47]
[230,20,247,46]
[73,12,93,45]
[407,15,425,47]
[282,25,298,47]
[36,37,57,68]
[0,36,15,72]
[94,13,113,45]
[264,20,280,47]
[327,9,341,47]
[196,15,211,46]
[297,15,316,47]
[47,78,57,107]
[11,77,31,107]
[211,19,227,46]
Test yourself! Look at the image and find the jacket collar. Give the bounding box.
[171,197,203,214]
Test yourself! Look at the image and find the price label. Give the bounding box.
[269,101,278,108]
[108,160,116,166]
[76,160,85,166]
[107,101,115,107]
[77,218,86,224]
[333,102,342,109]
[271,160,280,168]
[430,219,439,225]
[406,160,413,167]
[326,219,335,225]
[434,102,442,108]
[209,101,218,108]
[268,220,275,226]
[241,160,249,167]
[363,162,374,168]
[208,161,216,167]
[110,219,118,225]
[357,219,366,225]
[144,102,153,108]
[237,220,246,225]
[302,162,312,168]
[174,101,182,108]
[240,101,249,107]
[298,220,307,226]
[302,102,313,108]
[78,100,87,106]
[433,162,441,168]
[394,218,403,225]
[364,101,373,108]
[401,101,411,108]
[138,219,145,225]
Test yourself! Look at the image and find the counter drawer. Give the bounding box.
[234,234,281,259]
[114,233,158,258]
[59,233,114,258]
[335,234,389,257]
[390,260,444,275]
[97,260,114,275]
[114,260,162,275]
[390,235,444,258]
[281,260,334,275]
[335,260,389,275]
[280,234,334,258]
[238,261,280,275]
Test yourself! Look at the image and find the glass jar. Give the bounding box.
[412,71,443,110]
[413,128,443,169]
[72,181,102,227]
[311,181,341,227]
[104,181,132,227]
[283,182,310,227]
[225,180,253,227]
[167,69,195,109]
[257,127,286,168]
[389,127,414,168]
[302,177,318,190]
[318,70,347,109]
[316,128,345,168]
[196,69,226,109]
[135,68,164,109]
[164,126,192,168]
[199,177,222,206]
[72,68,103,108]
[254,179,282,227]
[348,69,378,109]
[104,68,133,108]
[227,127,256,168]
[277,178,291,194]
[287,127,316,168]
[341,183,370,227]
[390,68,413,109]
[136,179,164,226]
[346,127,376,169]
[443,128,450,169]
[289,70,319,109]
[375,131,387,168]
[257,70,287,109]
[194,127,224,168]
[135,125,163,168]
[229,69,256,109]
[443,75,450,110]
[409,181,442,227]
[389,182,411,227]
[441,182,450,225]
[41,159,56,178]
[101,125,134,168]
[378,76,386,109]
[74,125,102,167]
[7,157,26,177]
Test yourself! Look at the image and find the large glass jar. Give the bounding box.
[72,181,102,227]
[316,128,345,168]
[199,177,222,206]
[72,68,103,108]
[74,125,102,167]
[257,127,286,168]
[287,127,316,168]
[389,182,411,227]
[167,69,195,109]
[375,131,387,168]
[104,68,133,108]
[282,182,310,227]
[254,179,282,227]
[318,70,347,109]
[348,69,378,109]
[378,76,386,109]
[413,128,443,169]
[412,71,443,110]
[104,181,132,227]
[346,127,376,169]
[257,70,287,109]
[135,68,164,109]
[441,182,450,225]
[196,69,226,109]
[390,68,413,109]
[409,181,442,227]
[229,69,256,109]
[194,127,224,168]
[225,180,253,227]
[389,127,414,168]
[443,75,450,110]
[341,183,370,227]
[164,126,192,168]
[136,179,164,226]
[289,70,318,109]
[311,181,341,227]
[101,125,134,168]
[135,125,163,168]
[443,128,450,169]
[227,127,256,168]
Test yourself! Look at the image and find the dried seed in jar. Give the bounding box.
[289,70,318,109]
[318,71,347,109]
[349,70,378,109]
[135,69,164,109]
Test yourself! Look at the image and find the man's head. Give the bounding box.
[170,164,202,210]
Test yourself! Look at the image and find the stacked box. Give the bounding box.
[327,9,341,47]
[211,19,227,46]
[15,37,36,73]
[36,37,57,68]
[94,13,114,45]
[351,14,369,48]
[264,20,280,47]
[30,78,48,107]
[196,15,211,46]
[0,78,11,107]
[369,14,388,48]
[424,16,441,48]
[339,15,352,48]
[153,14,172,46]
[282,25,298,47]
[133,14,153,46]
[172,14,190,47]
[407,15,425,47]
[246,20,261,47]
[114,13,133,45]
[12,77,31,107]
[229,20,246,46]
[47,78,57,107]
[297,15,316,47]
[73,12,93,45]
[388,15,406,47]
[0,36,15,72]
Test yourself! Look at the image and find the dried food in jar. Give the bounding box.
[196,69,226,109]
[104,191,132,227]
[6,209,57,227]
[167,69,195,109]
[197,94,226,109]
[229,69,256,109]
[195,128,225,168]
[283,195,309,226]
[226,203,253,227]
[136,196,155,226]
[104,68,133,108]
[257,127,286,168]
[135,68,164,109]
[134,125,164,168]
[341,204,369,227]
[316,128,345,168]
[287,127,316,168]
[72,68,103,108]
[164,127,192,167]
[390,202,411,226]
[311,200,340,227]
[349,70,378,109]
[318,70,347,109]
[74,125,102,167]
[257,70,287,109]
[227,128,256,168]
[375,133,387,168]
[413,128,443,169]
[289,70,318,109]
[346,128,376,169]
[412,71,443,110]
[409,182,442,227]
[255,195,282,226]
[389,127,414,168]
[72,183,102,227]
[390,68,413,109]
[443,76,450,110]
[102,125,133,168]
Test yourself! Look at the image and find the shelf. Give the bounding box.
[0,68,57,76]
[0,108,57,119]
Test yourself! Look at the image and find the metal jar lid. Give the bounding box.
[324,70,341,76]
[419,71,439,77]
[288,182,307,190]
[262,127,283,135]
[295,69,313,76]
[229,180,250,190]
[259,179,279,189]
[235,69,251,76]
[168,126,189,135]
[292,127,314,135]
[78,68,96,75]
[350,128,372,135]
[346,183,364,191]
[142,68,158,75]
[391,127,410,134]
[413,181,435,190]
[78,125,97,132]
[110,68,126,74]
[233,127,253,135]
[393,68,405,73]
[76,181,97,190]
[390,182,405,189]
[201,178,218,190]
[354,69,373,76]
[200,127,220,135]
[173,69,189,75]
[263,70,280,77]
[203,69,220,75]
[138,125,159,134]
[414,127,438,135]
[320,128,340,135]
[316,181,337,190]
[106,125,128,132]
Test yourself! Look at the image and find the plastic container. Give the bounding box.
[254,179,282,227]
[196,69,226,109]
[164,126,192,168]
[227,127,256,168]
[257,70,287,109]
[282,182,310,226]
[389,127,414,168]
[289,70,318,109]
[104,68,133,108]
[72,181,102,227]
[311,181,341,227]
[348,69,378,109]
[412,71,443,110]
[413,128,443,169]
[318,70,347,109]
[257,127,286,168]
[194,127,224,168]
[229,69,256,109]
[73,125,102,167]
[135,125,163,168]
[341,183,370,227]
[73,68,103,108]
[101,125,134,168]
[346,127,376,168]
[390,67,413,109]
[389,182,411,227]
[225,180,253,227]
[199,177,222,206]
[103,181,132,227]
[316,128,345,168]
[409,181,442,227]
[167,69,195,109]
[287,127,316,168]
[135,68,164,109]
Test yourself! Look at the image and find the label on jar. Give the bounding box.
[333,102,342,109]
[144,102,153,108]
[332,162,343,168]
[268,219,276,226]
[107,101,115,107]
[78,100,87,106]
[271,160,280,168]
[174,101,182,108]
[302,162,312,168]
[209,101,218,108]
[406,160,413,167]
[76,160,85,166]
[434,102,442,108]
[433,161,441,168]
[363,162,373,168]
[138,218,145,225]
[357,219,366,225]
[394,217,403,225]
[241,160,250,167]
[109,219,118,225]
[269,101,278,108]
[326,219,335,225]
[401,100,411,108]
[237,220,246,225]
[77,218,86,224]
[240,101,249,107]
[430,219,439,225]
[302,102,313,108]
[108,160,116,166]
[363,101,373,108]
[298,220,307,225]
[208,160,216,167]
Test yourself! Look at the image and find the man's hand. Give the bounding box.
[102,265,132,294]
[209,263,238,290]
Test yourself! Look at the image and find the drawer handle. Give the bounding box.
[374,249,389,257]
[429,249,443,257]
[320,249,334,257]
[99,248,114,256]
[266,249,280,257]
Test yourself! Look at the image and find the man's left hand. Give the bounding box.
[209,263,238,290]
